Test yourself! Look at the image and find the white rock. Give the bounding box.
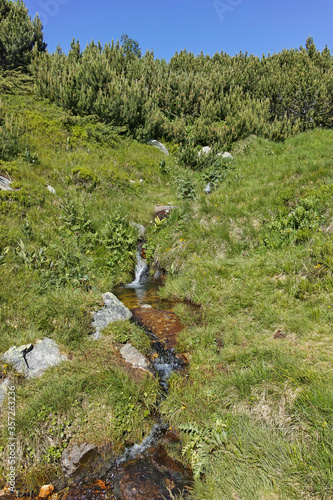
[198,146,212,157]
[217,151,234,160]
[61,442,96,476]
[147,139,169,156]
[130,223,146,239]
[0,176,12,191]
[2,339,67,379]
[92,293,132,340]
[120,343,152,372]
[47,185,56,194]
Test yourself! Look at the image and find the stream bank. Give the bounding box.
[2,242,194,500]
[59,267,194,499]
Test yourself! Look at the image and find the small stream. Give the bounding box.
[109,248,193,499]
[59,247,193,500]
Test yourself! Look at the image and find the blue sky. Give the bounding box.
[25,0,333,60]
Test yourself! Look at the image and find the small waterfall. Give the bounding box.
[127,248,148,287]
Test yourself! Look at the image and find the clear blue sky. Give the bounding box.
[25,0,333,60]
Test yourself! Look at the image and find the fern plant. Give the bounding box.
[179,418,228,478]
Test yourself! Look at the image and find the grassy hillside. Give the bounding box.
[153,130,333,499]
[0,74,333,498]
[0,75,175,491]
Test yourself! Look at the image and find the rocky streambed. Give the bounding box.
[2,249,195,500]
[57,288,194,500]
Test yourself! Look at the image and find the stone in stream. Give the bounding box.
[38,484,54,498]
[61,442,97,477]
[120,343,153,374]
[130,222,146,239]
[92,292,132,339]
[130,306,183,350]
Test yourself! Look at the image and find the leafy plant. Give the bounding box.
[263,196,324,248]
[22,148,39,164]
[98,210,136,272]
[15,240,50,270]
[202,155,235,191]
[175,174,197,200]
[70,167,99,191]
[60,197,94,234]
[180,418,228,478]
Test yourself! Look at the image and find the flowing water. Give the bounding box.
[110,250,193,498]
[126,250,149,287]
[42,248,193,499]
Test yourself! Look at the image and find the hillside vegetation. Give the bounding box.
[1,3,333,498]
[32,36,333,155]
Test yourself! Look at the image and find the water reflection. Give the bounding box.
[113,281,174,311]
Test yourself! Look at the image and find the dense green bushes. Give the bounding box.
[32,37,332,152]
[0,0,46,71]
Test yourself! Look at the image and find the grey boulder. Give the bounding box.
[204,183,212,194]
[130,222,146,239]
[147,139,169,156]
[120,343,153,373]
[198,146,212,157]
[2,338,67,379]
[92,292,132,339]
[217,151,234,160]
[0,176,12,191]
[61,442,97,476]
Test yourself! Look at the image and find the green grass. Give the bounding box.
[150,129,333,499]
[1,75,333,498]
